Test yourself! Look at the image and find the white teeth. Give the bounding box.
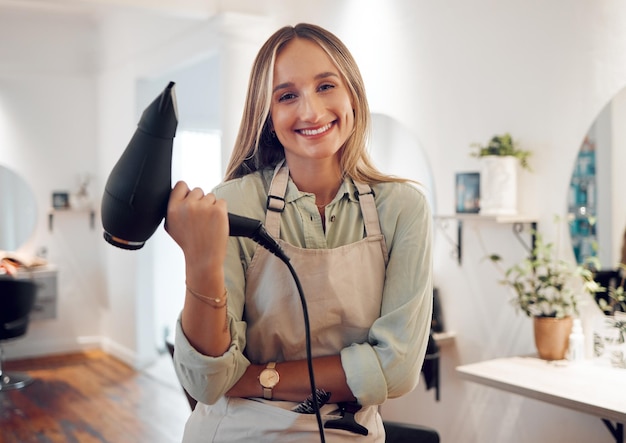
[299,122,332,136]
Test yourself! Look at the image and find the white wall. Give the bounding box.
[0,73,103,356]
[1,1,625,442]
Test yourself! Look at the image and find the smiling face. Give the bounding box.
[270,38,354,172]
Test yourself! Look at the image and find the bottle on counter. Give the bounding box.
[568,318,585,362]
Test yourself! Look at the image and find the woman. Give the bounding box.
[166,23,433,442]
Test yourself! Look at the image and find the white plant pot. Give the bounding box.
[479,156,519,216]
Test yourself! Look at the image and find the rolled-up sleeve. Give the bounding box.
[173,313,249,405]
[340,184,433,406]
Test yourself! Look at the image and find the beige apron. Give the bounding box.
[183,163,389,442]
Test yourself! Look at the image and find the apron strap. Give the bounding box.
[353,180,389,265]
[265,161,288,238]
[353,181,381,237]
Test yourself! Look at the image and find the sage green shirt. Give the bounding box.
[174,167,433,407]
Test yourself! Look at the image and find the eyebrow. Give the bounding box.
[272,71,339,93]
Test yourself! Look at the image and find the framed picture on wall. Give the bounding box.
[455,172,480,213]
[52,191,70,210]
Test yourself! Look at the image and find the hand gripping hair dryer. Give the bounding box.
[101,81,286,259]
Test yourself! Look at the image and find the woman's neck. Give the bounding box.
[287,158,343,206]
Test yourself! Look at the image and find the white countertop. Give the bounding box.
[457,356,626,424]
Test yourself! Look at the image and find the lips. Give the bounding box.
[297,122,333,136]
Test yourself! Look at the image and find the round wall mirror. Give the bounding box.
[368,113,435,212]
[0,165,37,251]
[568,87,626,267]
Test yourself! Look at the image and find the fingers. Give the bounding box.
[171,181,219,202]
[166,181,224,236]
[165,182,229,264]
[171,181,205,200]
[170,180,190,200]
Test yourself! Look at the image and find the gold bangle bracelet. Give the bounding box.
[185,284,228,309]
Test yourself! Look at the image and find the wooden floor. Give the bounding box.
[0,350,190,443]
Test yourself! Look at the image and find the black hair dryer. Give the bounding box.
[101,81,178,250]
[101,81,287,258]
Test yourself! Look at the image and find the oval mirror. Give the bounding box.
[0,165,38,251]
[568,87,626,267]
[368,113,436,212]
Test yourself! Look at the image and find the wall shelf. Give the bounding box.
[48,208,96,231]
[434,214,538,265]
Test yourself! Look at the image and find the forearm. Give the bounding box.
[226,355,356,403]
[180,265,231,357]
[166,182,232,357]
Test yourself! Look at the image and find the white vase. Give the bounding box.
[479,156,519,216]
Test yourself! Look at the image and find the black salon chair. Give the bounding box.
[165,340,440,442]
[593,269,625,313]
[383,420,440,443]
[0,278,38,390]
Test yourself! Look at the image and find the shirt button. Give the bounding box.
[330,215,336,222]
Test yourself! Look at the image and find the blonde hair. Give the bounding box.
[224,23,407,185]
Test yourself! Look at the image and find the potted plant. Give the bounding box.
[470,133,532,171]
[488,219,595,360]
[470,133,532,216]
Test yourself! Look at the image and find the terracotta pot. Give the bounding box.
[533,316,573,360]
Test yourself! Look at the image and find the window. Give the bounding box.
[172,130,222,192]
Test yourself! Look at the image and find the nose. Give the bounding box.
[299,92,324,122]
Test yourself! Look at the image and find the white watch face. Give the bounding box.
[260,368,279,388]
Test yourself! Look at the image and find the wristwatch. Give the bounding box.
[259,362,279,400]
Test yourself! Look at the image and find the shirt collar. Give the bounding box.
[262,165,361,205]
[284,174,359,205]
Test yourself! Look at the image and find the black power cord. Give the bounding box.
[282,257,326,443]
[258,239,325,443]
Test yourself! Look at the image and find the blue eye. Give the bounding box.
[319,83,335,92]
